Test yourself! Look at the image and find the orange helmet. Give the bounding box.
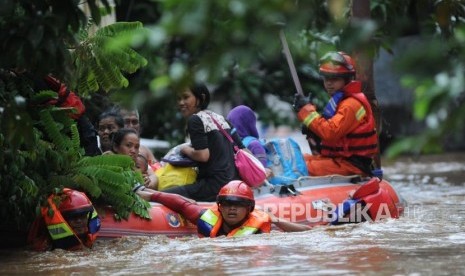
[217,180,255,210]
[319,51,356,78]
[58,188,94,218]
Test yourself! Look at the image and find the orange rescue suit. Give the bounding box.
[297,81,378,176]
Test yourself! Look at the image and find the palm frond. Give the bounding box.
[17,175,39,197]
[78,154,134,169]
[72,173,102,198]
[70,124,81,152]
[49,175,76,188]
[39,109,69,151]
[74,21,147,94]
[29,90,58,105]
[77,166,132,187]
[95,21,144,37]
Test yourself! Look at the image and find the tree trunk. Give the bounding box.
[351,0,382,168]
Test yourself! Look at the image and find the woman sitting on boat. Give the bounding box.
[161,83,242,201]
[137,180,311,237]
[118,107,160,171]
[104,128,158,190]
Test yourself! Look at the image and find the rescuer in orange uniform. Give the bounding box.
[28,188,101,250]
[293,51,379,177]
[137,180,311,236]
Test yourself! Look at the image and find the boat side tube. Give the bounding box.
[331,177,400,225]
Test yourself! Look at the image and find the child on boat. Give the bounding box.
[227,105,272,179]
[227,105,267,167]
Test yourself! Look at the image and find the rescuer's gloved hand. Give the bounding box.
[293,93,310,113]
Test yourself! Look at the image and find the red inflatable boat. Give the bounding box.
[98,176,405,238]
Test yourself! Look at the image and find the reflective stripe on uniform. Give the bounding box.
[199,209,219,226]
[232,226,258,237]
[90,209,98,219]
[303,112,320,127]
[355,106,366,121]
[47,222,74,240]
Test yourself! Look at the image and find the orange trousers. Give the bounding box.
[304,154,365,176]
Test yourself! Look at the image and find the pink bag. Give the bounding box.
[209,114,266,187]
[234,148,267,187]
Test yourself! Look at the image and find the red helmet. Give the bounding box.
[319,51,356,78]
[58,188,94,218]
[217,180,255,210]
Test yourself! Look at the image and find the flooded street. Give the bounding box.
[1,153,465,275]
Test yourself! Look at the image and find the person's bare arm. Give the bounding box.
[268,211,312,232]
[181,145,210,162]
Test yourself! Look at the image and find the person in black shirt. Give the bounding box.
[162,83,241,202]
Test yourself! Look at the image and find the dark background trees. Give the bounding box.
[96,0,465,156]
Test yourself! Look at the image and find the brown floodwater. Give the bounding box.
[1,153,464,275]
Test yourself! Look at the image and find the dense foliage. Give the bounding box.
[0,70,151,227]
[0,0,110,79]
[0,1,150,233]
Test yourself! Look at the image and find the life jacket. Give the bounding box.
[41,194,99,250]
[197,206,271,238]
[320,81,378,158]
